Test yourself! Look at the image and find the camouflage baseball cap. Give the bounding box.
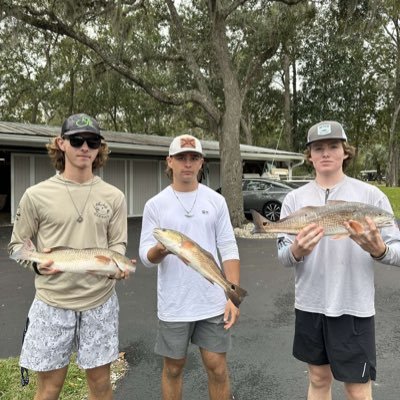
[306,121,347,145]
[61,113,103,138]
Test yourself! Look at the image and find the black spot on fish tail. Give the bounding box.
[227,283,248,307]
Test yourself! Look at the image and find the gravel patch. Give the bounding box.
[234,223,267,239]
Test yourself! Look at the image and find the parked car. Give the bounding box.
[282,180,311,189]
[217,178,293,221]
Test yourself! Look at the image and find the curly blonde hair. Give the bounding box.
[46,136,109,172]
[304,141,356,171]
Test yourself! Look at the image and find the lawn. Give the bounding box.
[0,354,127,400]
[377,185,400,218]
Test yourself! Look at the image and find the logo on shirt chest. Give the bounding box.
[94,202,111,219]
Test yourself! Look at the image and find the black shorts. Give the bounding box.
[293,309,376,383]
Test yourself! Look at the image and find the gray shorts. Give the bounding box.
[155,314,231,359]
[20,293,119,371]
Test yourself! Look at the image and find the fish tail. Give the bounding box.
[250,209,277,237]
[250,209,266,233]
[226,283,248,307]
[10,239,36,261]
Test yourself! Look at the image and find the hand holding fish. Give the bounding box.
[108,258,137,280]
[148,242,172,264]
[291,223,324,261]
[344,216,387,258]
[34,247,61,275]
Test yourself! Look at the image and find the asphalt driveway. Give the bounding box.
[1,219,400,399]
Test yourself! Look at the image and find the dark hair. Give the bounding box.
[46,136,109,172]
[304,141,356,170]
[164,157,204,181]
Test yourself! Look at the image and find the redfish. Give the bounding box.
[153,228,247,307]
[10,239,135,276]
[251,200,395,238]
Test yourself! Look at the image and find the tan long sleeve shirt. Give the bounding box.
[8,174,127,311]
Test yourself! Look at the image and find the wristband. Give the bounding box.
[371,244,389,261]
[32,262,42,275]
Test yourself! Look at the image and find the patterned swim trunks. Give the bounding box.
[20,292,119,371]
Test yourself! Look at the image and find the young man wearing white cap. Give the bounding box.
[139,134,240,400]
[277,121,400,400]
[9,113,131,400]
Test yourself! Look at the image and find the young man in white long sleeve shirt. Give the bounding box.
[277,121,400,400]
[139,134,240,400]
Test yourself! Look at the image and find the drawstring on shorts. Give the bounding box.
[20,317,30,386]
[19,309,83,387]
[74,311,82,351]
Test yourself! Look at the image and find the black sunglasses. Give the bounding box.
[65,135,102,149]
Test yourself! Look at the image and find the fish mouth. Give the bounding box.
[378,219,395,227]
[153,228,163,238]
[153,228,171,242]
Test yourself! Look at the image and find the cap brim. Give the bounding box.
[306,137,346,146]
[169,149,204,156]
[62,128,104,139]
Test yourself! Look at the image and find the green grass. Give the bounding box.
[377,185,400,218]
[0,354,127,400]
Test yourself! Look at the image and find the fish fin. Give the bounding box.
[250,210,281,237]
[250,209,269,233]
[10,239,36,261]
[226,283,248,307]
[113,258,136,273]
[112,258,125,272]
[49,246,72,251]
[95,255,112,264]
[348,220,365,234]
[326,200,348,205]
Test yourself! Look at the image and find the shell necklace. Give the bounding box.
[62,175,94,223]
[172,187,198,217]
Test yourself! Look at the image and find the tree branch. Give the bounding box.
[2,1,220,119]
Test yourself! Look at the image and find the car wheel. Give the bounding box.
[262,201,281,221]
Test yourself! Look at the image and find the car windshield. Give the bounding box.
[244,179,291,191]
[245,180,272,191]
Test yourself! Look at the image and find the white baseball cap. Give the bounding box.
[169,134,204,156]
[307,121,347,145]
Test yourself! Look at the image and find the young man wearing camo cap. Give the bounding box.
[9,113,131,400]
[277,121,400,400]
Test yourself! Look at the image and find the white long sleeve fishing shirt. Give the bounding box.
[139,184,239,322]
[277,176,400,317]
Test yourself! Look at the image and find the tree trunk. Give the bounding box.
[386,102,400,186]
[241,116,252,145]
[387,19,400,186]
[69,69,75,116]
[220,101,244,227]
[210,4,244,227]
[292,59,298,150]
[283,51,293,151]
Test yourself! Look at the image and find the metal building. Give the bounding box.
[0,121,305,223]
